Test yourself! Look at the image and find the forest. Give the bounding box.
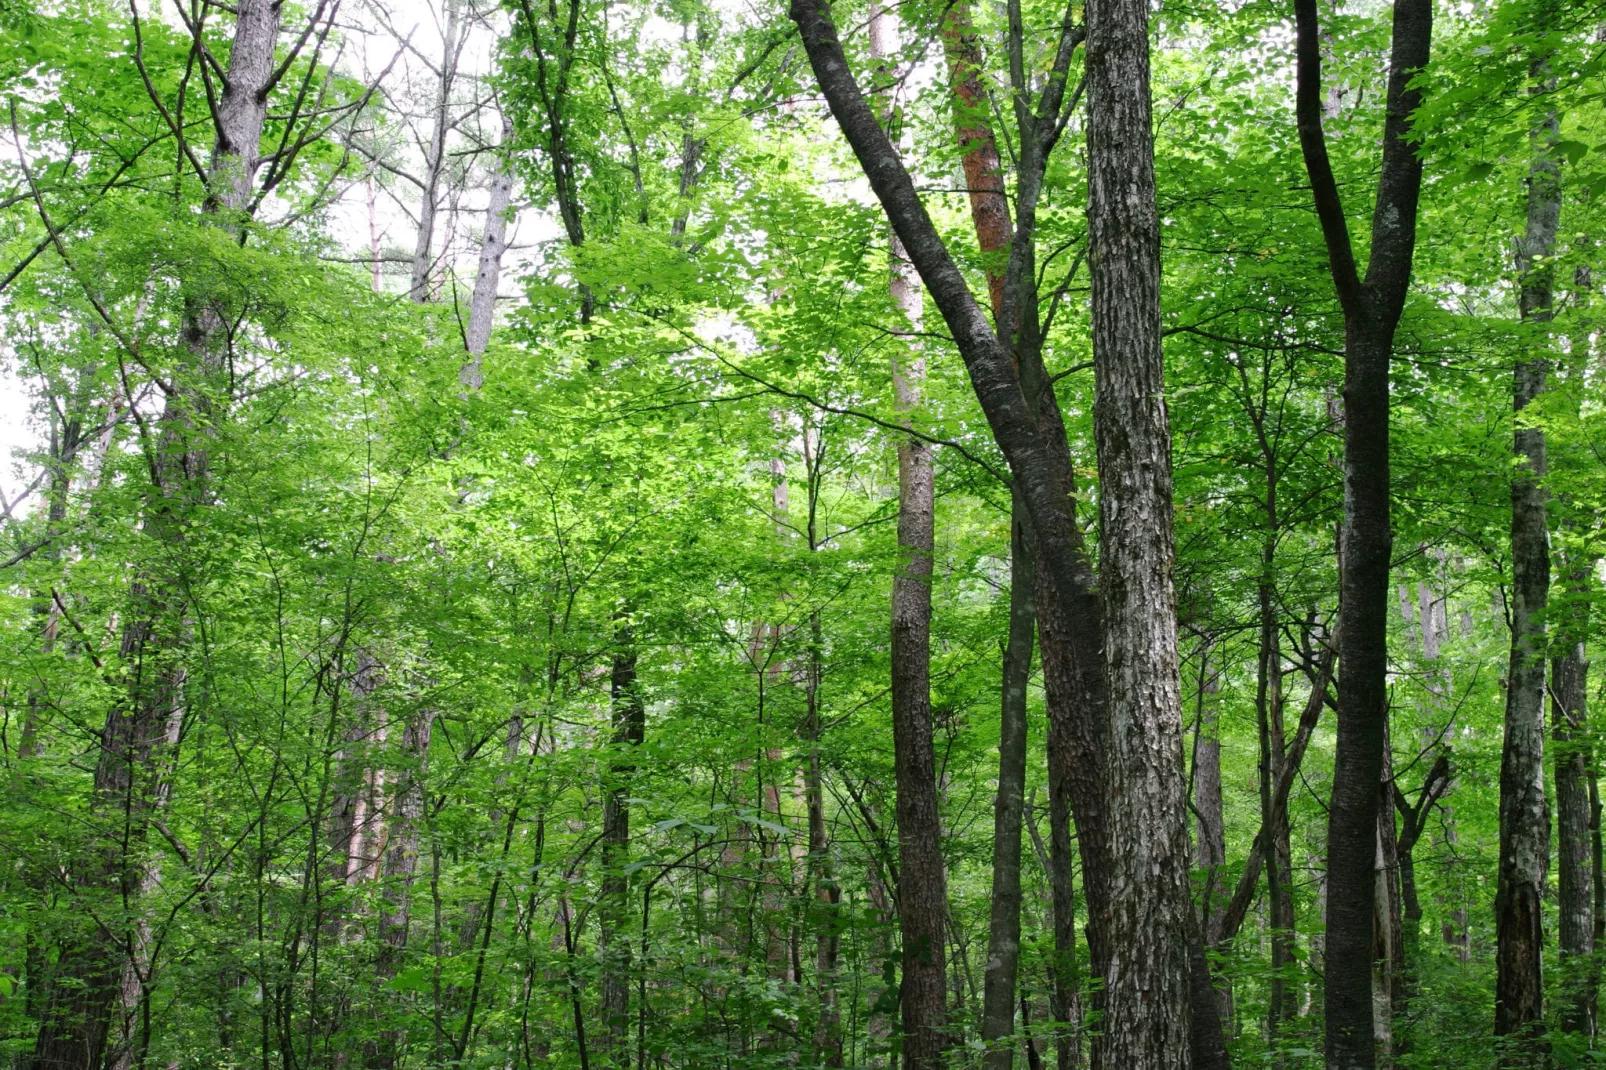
[0,0,1602,1063]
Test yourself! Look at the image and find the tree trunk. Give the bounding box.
[1293,0,1431,1059]
[982,495,1035,1070]
[1085,0,1194,1058]
[1554,626,1594,1034]
[599,631,645,1067]
[370,708,435,1069]
[1495,81,1560,1058]
[1256,566,1294,1047]
[409,0,464,303]
[805,606,844,1067]
[866,11,948,1066]
[461,108,517,378]
[26,3,282,1065]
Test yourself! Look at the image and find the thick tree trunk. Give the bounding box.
[887,193,948,1070]
[788,1,1227,1061]
[1084,0,1194,1059]
[26,4,282,1065]
[982,496,1035,1070]
[1293,0,1431,1059]
[1495,91,1560,1057]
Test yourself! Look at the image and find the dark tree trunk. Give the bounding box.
[1085,0,1194,1058]
[1293,0,1431,1060]
[787,0,1227,1062]
[1495,79,1561,1057]
[599,632,645,1067]
[1256,568,1293,1045]
[983,497,1036,1070]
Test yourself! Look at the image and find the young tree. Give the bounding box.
[1292,0,1433,1061]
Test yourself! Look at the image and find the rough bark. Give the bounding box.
[1084,0,1194,1056]
[866,11,949,1065]
[1494,78,1561,1057]
[788,1,1231,1063]
[1292,0,1431,1061]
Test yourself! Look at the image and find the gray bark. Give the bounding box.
[460,110,516,386]
[409,0,464,303]
[1085,0,1194,1057]
[1495,86,1560,1054]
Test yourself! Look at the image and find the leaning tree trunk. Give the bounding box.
[787,1,1227,1061]
[1495,72,1560,1057]
[1085,0,1195,1058]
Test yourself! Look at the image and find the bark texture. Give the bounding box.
[1495,89,1560,1053]
[1084,0,1194,1057]
[867,11,949,1065]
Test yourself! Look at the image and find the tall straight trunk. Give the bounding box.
[805,605,843,1067]
[933,17,1049,1062]
[868,10,948,1066]
[788,2,1227,1061]
[409,0,464,303]
[1256,566,1294,1045]
[1553,629,1594,1029]
[1553,510,1596,1032]
[982,494,1035,1070]
[25,3,282,1066]
[1495,75,1561,1055]
[1293,0,1431,1060]
[599,633,644,1067]
[1195,644,1229,1021]
[1085,0,1193,1059]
